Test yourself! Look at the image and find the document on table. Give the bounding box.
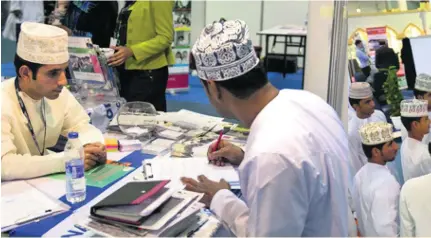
[49,164,135,188]
[1,181,70,232]
[145,157,239,187]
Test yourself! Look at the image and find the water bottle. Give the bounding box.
[65,132,86,203]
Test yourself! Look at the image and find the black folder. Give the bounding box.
[90,180,170,224]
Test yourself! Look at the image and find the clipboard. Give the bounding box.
[1,181,71,232]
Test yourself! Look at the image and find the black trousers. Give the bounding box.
[118,66,169,112]
[16,23,21,41]
[361,66,371,78]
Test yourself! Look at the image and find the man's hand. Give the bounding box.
[208,140,244,167]
[181,175,230,207]
[108,46,134,66]
[83,142,107,171]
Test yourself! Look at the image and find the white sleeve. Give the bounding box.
[399,185,415,237]
[61,89,104,145]
[210,153,311,237]
[1,115,65,181]
[370,179,400,237]
[417,151,431,177]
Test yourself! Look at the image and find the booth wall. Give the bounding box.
[192,0,309,68]
[204,1,262,45]
[348,11,431,36]
[261,1,309,68]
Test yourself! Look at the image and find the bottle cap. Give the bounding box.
[68,132,79,139]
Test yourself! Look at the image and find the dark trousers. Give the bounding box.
[361,66,371,78]
[118,66,169,112]
[16,23,21,41]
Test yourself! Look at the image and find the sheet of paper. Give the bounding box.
[147,157,239,184]
[49,164,134,188]
[1,181,68,231]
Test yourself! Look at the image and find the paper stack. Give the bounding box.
[118,139,142,152]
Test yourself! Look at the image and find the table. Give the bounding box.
[257,25,307,88]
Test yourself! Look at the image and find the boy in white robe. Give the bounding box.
[353,122,401,237]
[400,73,431,143]
[399,173,431,237]
[1,22,106,181]
[180,19,350,237]
[400,99,431,182]
[348,82,386,177]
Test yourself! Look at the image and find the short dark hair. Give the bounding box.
[355,40,362,46]
[349,98,361,108]
[14,54,43,80]
[401,116,421,131]
[413,88,427,99]
[379,40,386,46]
[199,63,268,100]
[362,142,385,159]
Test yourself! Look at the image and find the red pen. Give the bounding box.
[213,130,223,152]
[209,131,223,164]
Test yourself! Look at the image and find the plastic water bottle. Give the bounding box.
[65,132,86,203]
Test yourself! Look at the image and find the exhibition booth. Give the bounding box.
[2,0,430,236]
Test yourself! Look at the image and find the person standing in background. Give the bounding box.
[399,99,431,182]
[375,40,400,71]
[108,0,175,112]
[59,1,118,48]
[355,40,371,78]
[2,0,44,41]
[353,122,400,237]
[348,82,387,177]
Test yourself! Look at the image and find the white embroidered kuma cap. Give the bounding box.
[400,99,428,117]
[17,22,69,65]
[349,82,373,99]
[414,73,431,92]
[359,122,397,146]
[191,19,259,81]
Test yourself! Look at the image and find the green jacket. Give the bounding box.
[126,1,175,70]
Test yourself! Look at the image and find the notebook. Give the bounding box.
[90,180,171,224]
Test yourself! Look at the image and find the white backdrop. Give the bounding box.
[410,35,431,76]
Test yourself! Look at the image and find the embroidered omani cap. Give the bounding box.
[349,82,373,99]
[359,122,398,146]
[17,22,69,65]
[400,99,428,117]
[191,19,259,81]
[414,73,431,92]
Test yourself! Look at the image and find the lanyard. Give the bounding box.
[14,79,47,156]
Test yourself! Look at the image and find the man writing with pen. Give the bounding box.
[1,22,106,181]
[180,19,350,236]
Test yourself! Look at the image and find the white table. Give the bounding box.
[257,25,307,86]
